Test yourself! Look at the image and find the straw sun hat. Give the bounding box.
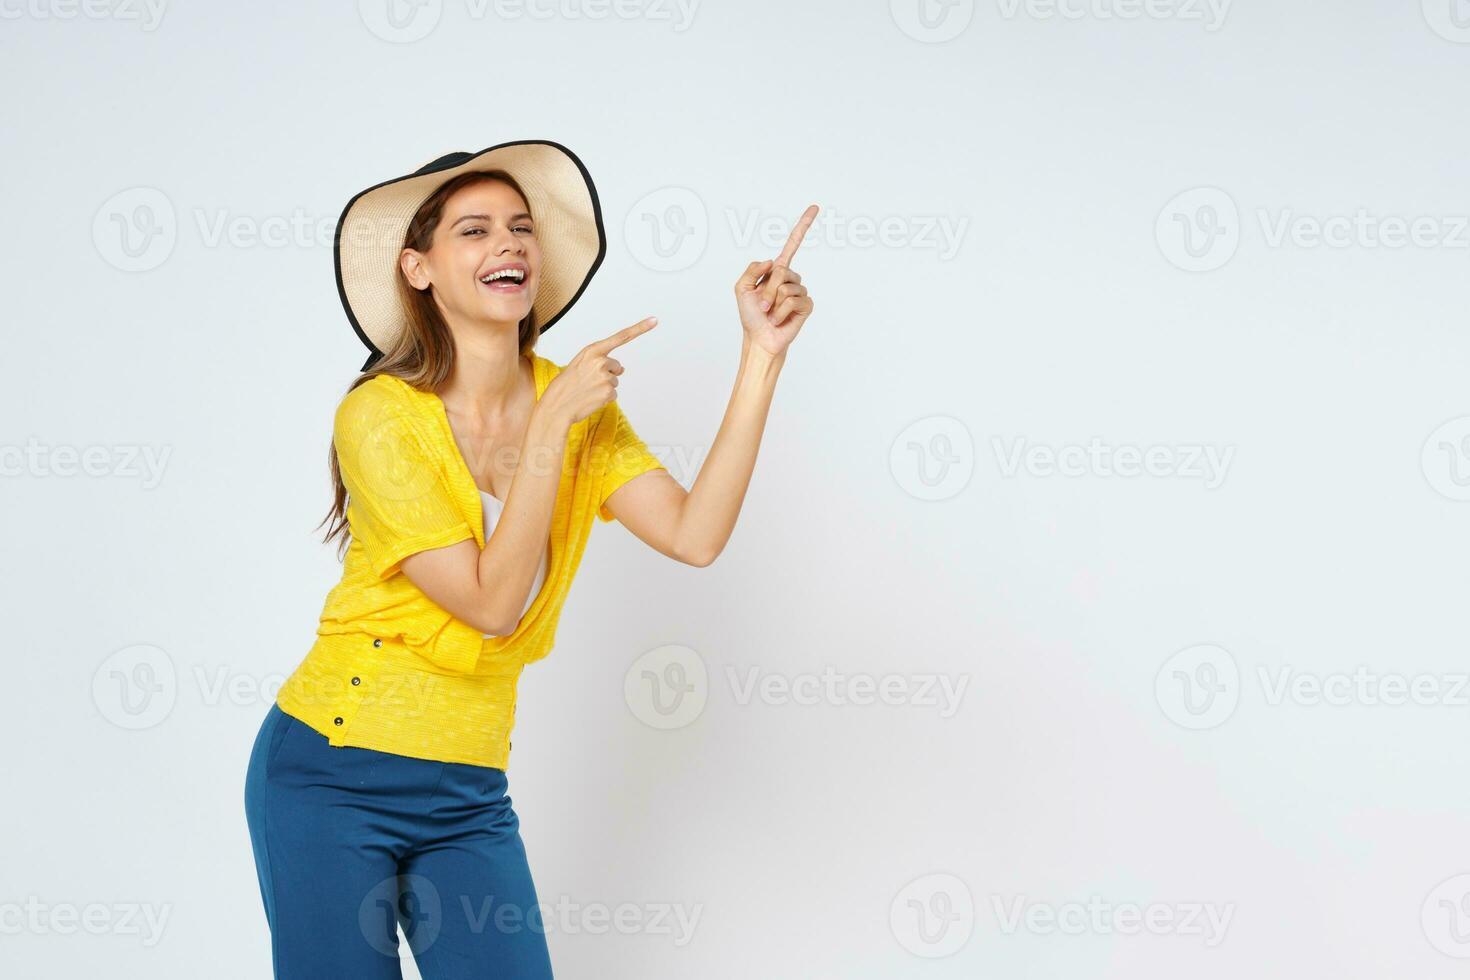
[333,139,606,370]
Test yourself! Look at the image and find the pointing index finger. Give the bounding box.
[587,316,658,356]
[773,204,819,268]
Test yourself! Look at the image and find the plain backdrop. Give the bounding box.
[3,1,1469,977]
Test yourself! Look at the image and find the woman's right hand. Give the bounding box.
[537,316,659,427]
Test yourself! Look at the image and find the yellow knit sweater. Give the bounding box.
[276,352,665,768]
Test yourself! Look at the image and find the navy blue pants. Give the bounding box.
[244,702,554,978]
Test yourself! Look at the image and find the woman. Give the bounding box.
[243,140,816,979]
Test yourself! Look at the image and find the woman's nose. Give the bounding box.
[490,227,523,254]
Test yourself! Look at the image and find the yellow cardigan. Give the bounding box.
[276,353,665,768]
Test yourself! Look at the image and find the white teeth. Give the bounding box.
[480,269,525,284]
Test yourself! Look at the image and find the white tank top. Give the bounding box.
[480,489,549,638]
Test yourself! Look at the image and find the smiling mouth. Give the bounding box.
[479,269,527,290]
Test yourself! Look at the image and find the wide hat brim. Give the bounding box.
[333,139,606,371]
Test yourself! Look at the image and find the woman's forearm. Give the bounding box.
[673,337,786,565]
[474,405,569,634]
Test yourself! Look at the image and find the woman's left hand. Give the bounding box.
[735,204,818,357]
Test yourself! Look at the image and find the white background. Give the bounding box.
[3,1,1469,977]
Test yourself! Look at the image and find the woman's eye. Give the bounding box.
[514,225,534,234]
[462,227,484,236]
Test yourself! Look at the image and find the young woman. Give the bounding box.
[243,140,816,979]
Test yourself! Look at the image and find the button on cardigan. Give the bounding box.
[275,353,666,769]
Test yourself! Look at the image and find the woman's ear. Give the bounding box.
[399,248,429,291]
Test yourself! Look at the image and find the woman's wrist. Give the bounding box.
[529,402,571,444]
[740,334,787,379]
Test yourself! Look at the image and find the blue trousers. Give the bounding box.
[244,702,554,979]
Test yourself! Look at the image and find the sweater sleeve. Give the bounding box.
[596,399,667,523]
[334,382,475,580]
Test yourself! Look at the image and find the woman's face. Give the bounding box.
[402,179,541,329]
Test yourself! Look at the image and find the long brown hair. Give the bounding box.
[317,169,540,559]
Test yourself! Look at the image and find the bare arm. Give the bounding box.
[605,205,818,566]
[396,318,658,635]
[604,339,784,567]
[397,406,569,636]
